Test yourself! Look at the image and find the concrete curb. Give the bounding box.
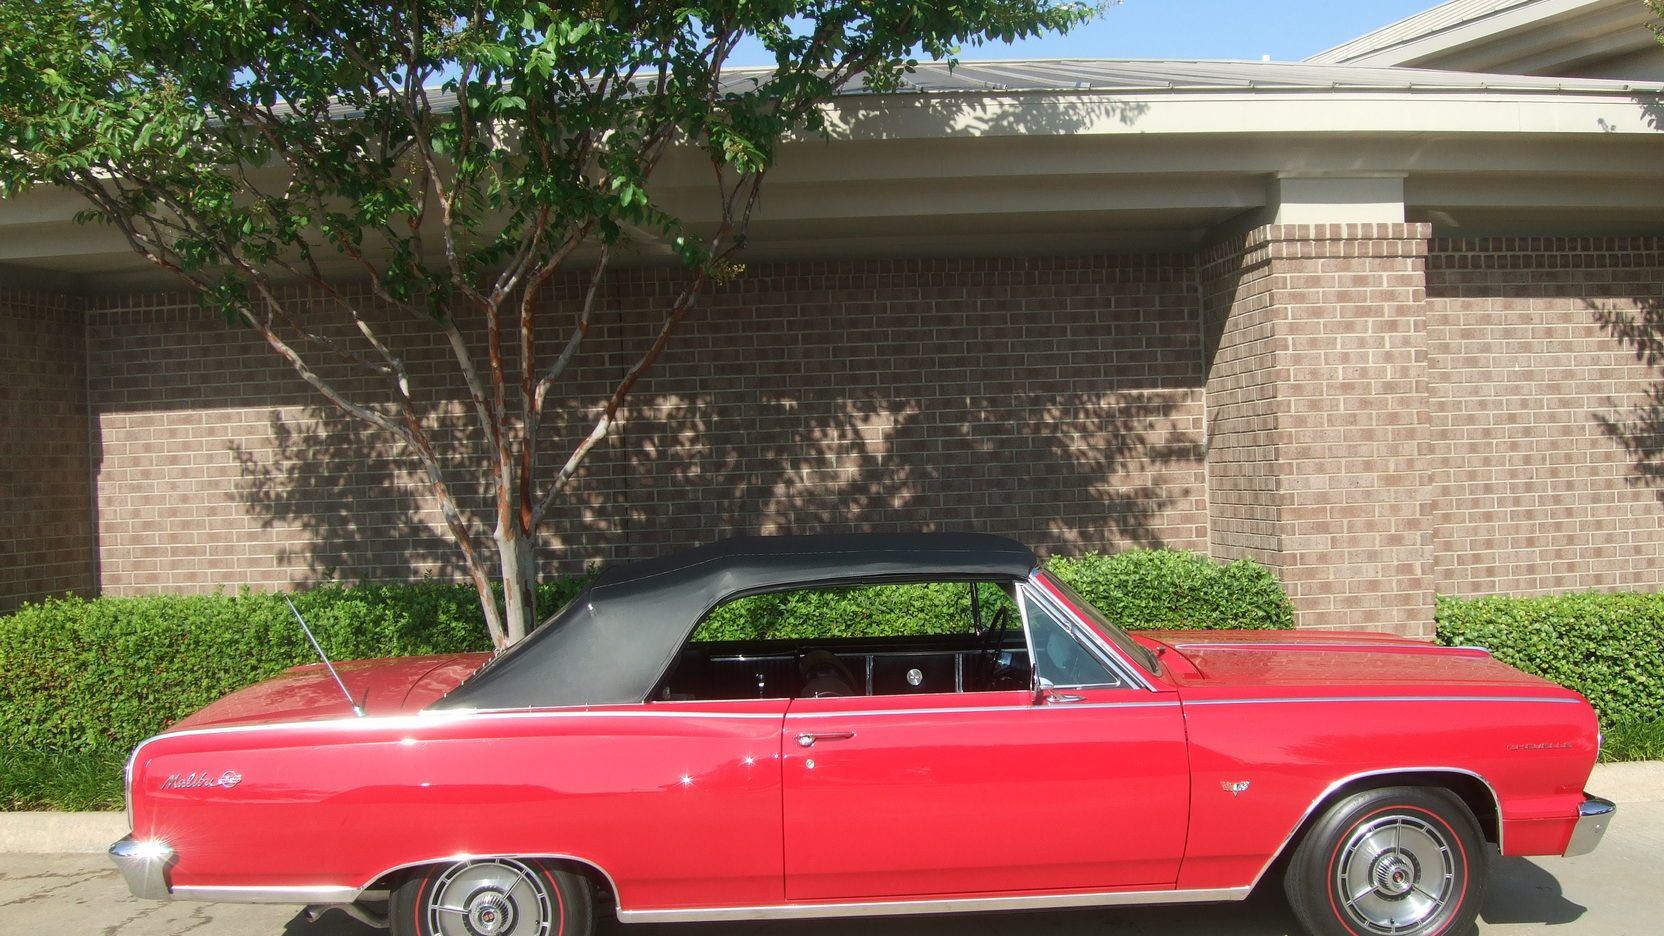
[0,811,128,855]
[2,761,1659,855]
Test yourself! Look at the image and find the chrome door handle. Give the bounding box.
[1045,691,1085,704]
[796,731,855,748]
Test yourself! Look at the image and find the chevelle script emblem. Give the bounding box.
[161,770,243,791]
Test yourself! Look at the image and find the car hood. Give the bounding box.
[165,652,491,733]
[1137,629,1569,696]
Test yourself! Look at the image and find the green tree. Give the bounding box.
[0,0,1091,648]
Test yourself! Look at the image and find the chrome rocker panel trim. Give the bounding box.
[1563,794,1616,857]
[614,885,1251,923]
[171,885,361,904]
[109,835,175,901]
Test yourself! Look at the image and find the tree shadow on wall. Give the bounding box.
[233,384,1203,580]
[1605,93,1664,488]
[1590,295,1664,497]
[230,406,472,582]
[618,387,1202,560]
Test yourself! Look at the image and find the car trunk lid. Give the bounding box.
[164,652,491,732]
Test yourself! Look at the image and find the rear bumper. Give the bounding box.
[109,835,174,900]
[1562,794,1616,857]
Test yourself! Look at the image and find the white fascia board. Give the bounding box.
[817,90,1664,140]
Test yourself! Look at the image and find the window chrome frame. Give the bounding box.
[1016,577,1151,692]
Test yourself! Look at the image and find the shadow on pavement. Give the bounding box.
[1480,856,1587,926]
[283,907,379,935]
[281,855,1579,936]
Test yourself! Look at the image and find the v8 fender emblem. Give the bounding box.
[1221,780,1251,797]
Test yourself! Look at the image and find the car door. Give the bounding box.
[779,582,1189,902]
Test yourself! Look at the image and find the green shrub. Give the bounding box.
[0,579,587,755]
[1435,592,1664,730]
[1601,716,1664,763]
[1050,550,1295,631]
[693,551,1292,640]
[0,747,126,811]
[695,582,1009,642]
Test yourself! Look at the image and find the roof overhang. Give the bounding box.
[3,62,1663,291]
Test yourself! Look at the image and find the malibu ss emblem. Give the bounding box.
[161,770,243,791]
[1220,780,1251,797]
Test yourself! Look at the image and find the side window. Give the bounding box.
[1023,591,1121,689]
[659,581,1026,701]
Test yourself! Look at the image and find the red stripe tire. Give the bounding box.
[1285,786,1487,936]
[391,857,594,936]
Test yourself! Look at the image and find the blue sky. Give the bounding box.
[727,1,1443,67]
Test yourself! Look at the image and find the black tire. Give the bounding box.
[390,857,594,936]
[1284,786,1487,936]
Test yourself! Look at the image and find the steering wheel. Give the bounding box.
[974,606,1012,689]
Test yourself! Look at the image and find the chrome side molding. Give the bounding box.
[171,884,361,904]
[615,885,1251,923]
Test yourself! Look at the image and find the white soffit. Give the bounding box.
[1308,0,1658,75]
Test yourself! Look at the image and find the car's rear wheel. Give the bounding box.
[390,857,594,936]
[1284,786,1487,936]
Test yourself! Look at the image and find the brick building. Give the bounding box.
[5,0,1664,635]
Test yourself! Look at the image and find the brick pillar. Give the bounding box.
[1,289,96,611]
[1203,224,1435,636]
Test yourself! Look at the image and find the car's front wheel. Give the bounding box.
[390,857,594,936]
[1284,786,1487,936]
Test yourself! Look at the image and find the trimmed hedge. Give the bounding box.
[696,582,1002,642]
[0,550,1286,757]
[1435,592,1664,730]
[0,580,583,755]
[1051,550,1296,631]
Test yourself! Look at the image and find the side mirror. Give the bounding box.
[1034,676,1083,705]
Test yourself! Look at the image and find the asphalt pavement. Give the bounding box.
[2,799,1657,936]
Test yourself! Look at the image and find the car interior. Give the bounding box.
[652,581,1036,701]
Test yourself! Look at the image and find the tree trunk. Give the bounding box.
[497,524,539,645]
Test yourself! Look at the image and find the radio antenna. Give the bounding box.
[284,595,365,718]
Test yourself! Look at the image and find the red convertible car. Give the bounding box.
[112,533,1613,936]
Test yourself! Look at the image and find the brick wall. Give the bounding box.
[1427,238,1664,595]
[1268,224,1434,634]
[1202,225,1436,635]
[1201,229,1284,568]
[83,255,1208,594]
[82,281,632,592]
[22,234,1664,628]
[0,290,95,610]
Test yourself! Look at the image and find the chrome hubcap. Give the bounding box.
[427,859,552,936]
[465,889,516,935]
[1371,851,1419,897]
[1335,815,1457,935]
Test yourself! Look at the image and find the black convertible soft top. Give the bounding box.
[433,532,1036,710]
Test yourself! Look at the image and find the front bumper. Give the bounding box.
[109,835,174,900]
[1562,794,1616,857]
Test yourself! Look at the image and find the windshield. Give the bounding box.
[1038,570,1160,675]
